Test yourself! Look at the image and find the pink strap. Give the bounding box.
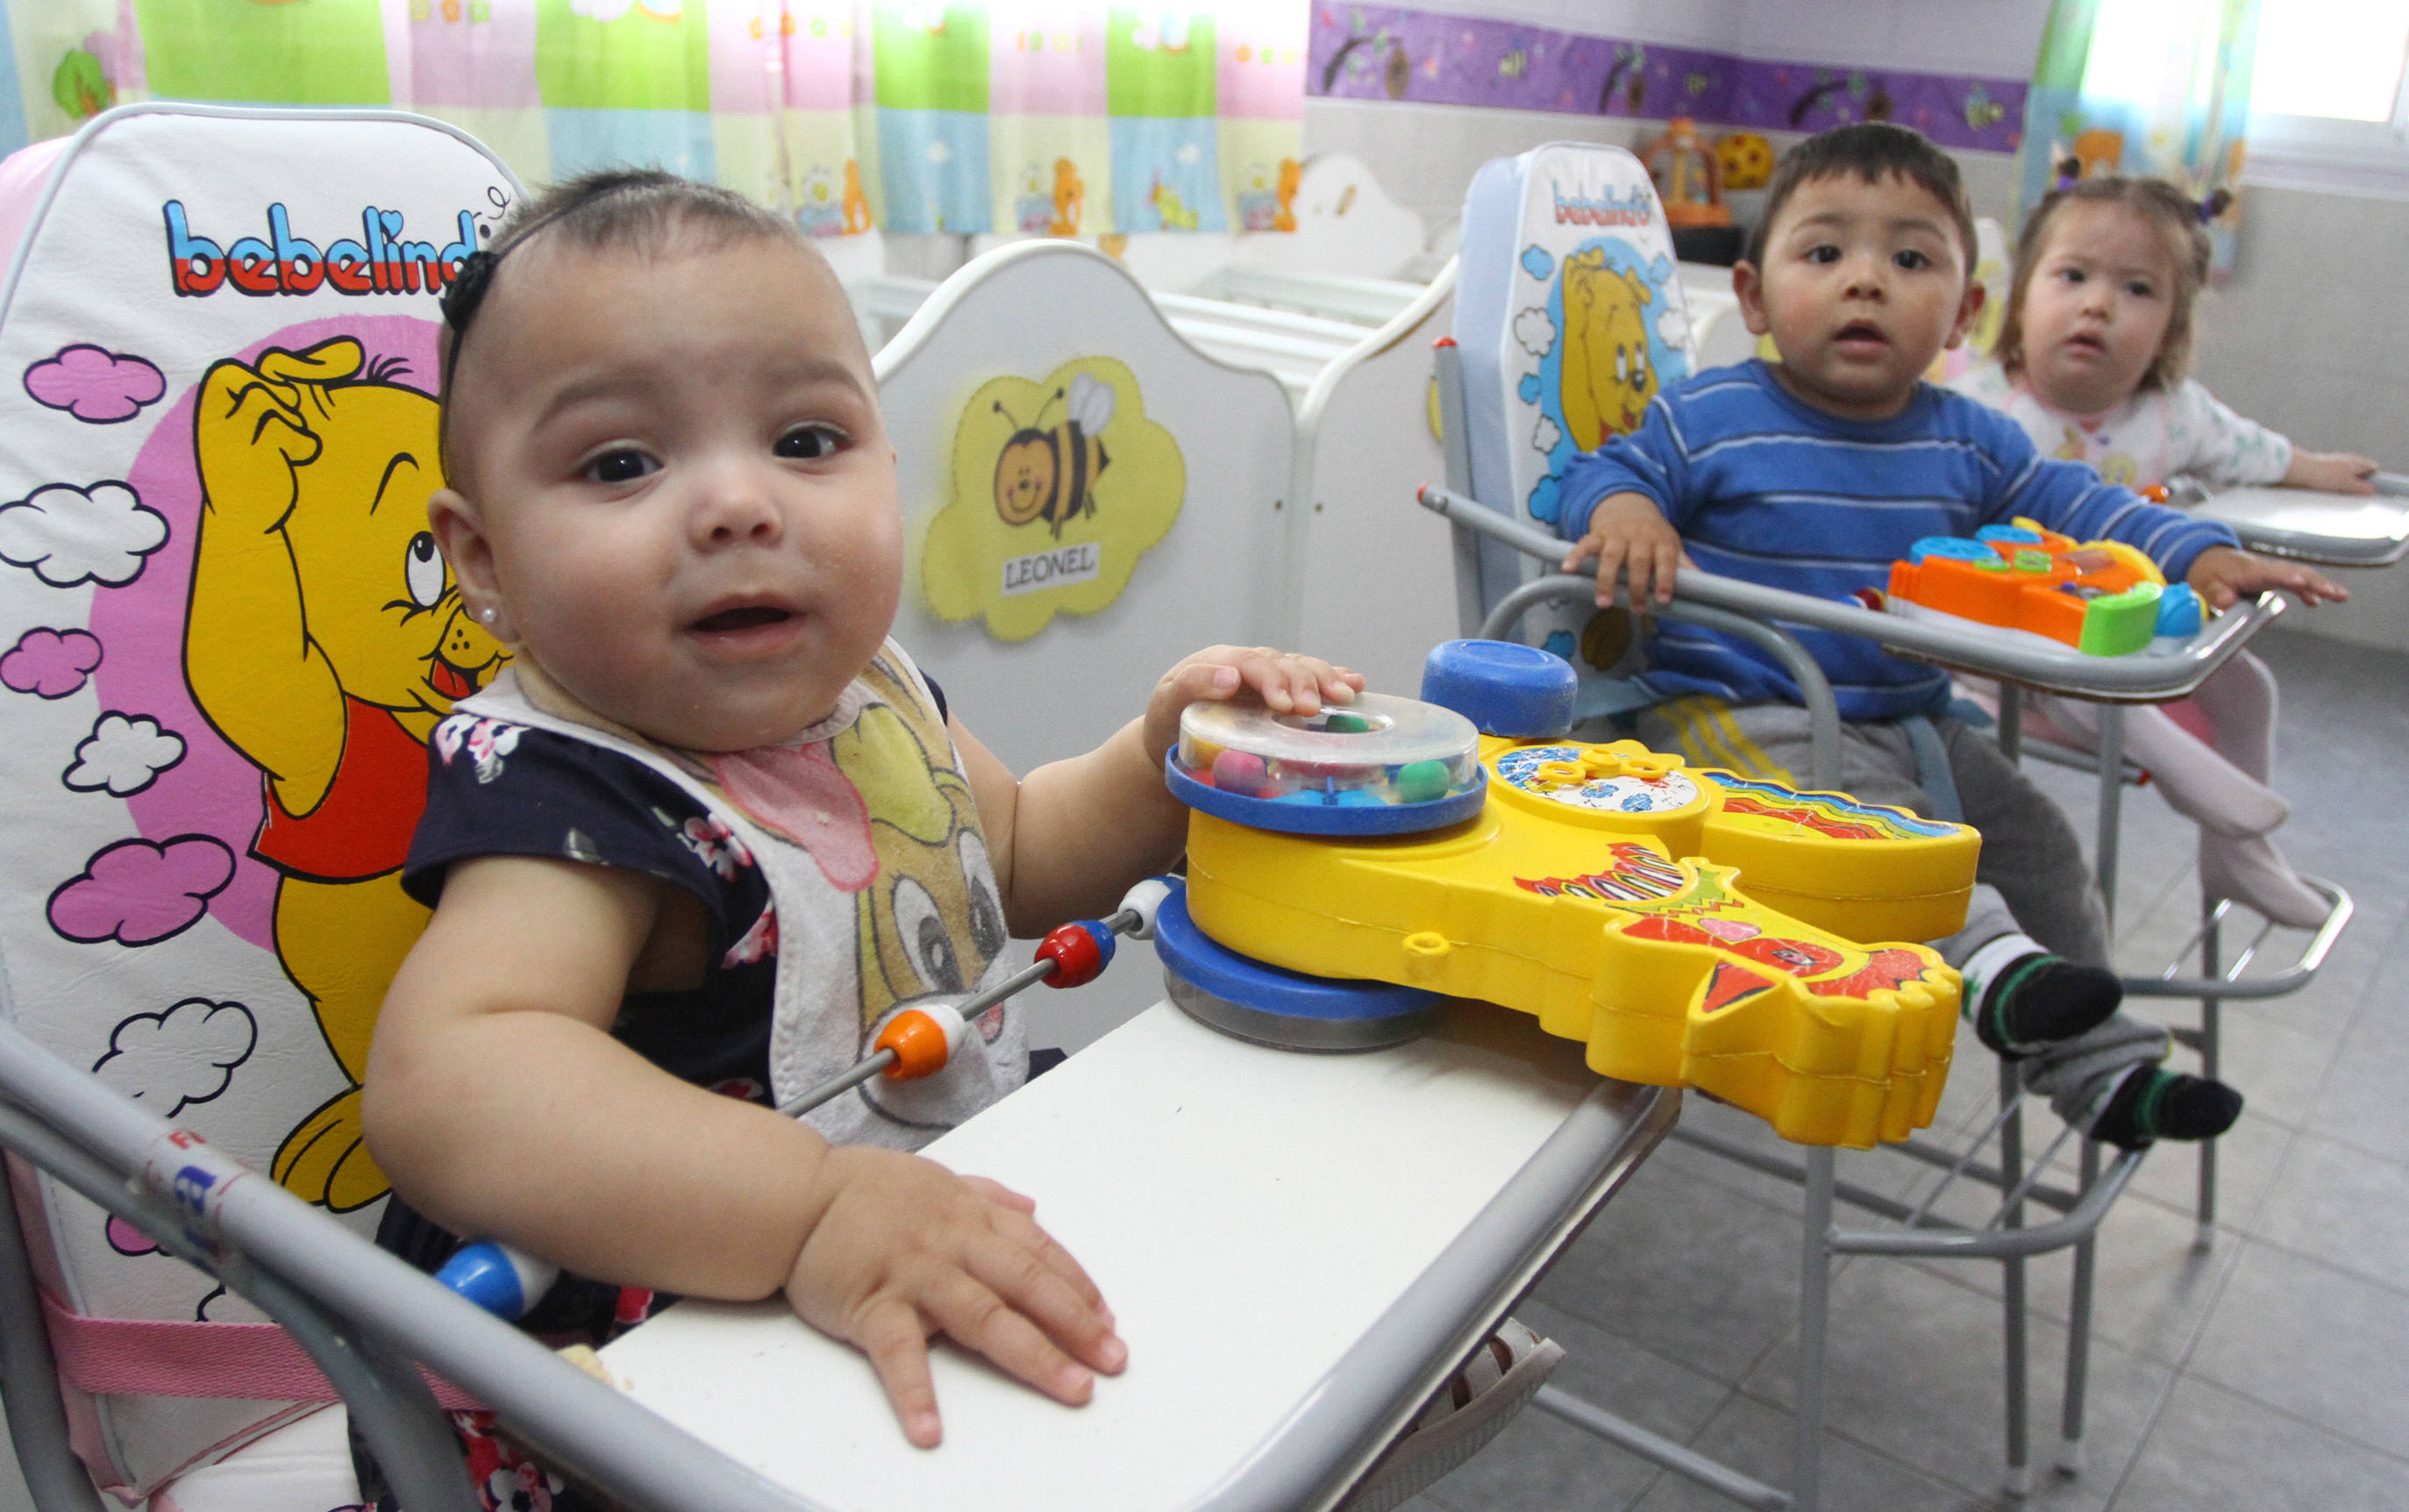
[41,1290,483,1411]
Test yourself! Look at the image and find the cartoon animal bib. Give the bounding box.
[450,643,1023,1148]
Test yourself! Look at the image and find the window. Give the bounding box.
[2244,0,2409,191]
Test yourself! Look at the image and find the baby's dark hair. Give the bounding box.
[437,169,808,473]
[1998,175,2211,390]
[1743,123,1978,273]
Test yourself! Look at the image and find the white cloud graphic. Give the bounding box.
[65,713,184,796]
[1515,306,1557,359]
[1657,304,1693,352]
[0,481,167,588]
[927,139,953,165]
[568,0,637,19]
[1176,143,1201,165]
[91,999,256,1117]
[1532,413,1563,453]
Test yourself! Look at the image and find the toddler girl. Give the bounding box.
[1956,176,2366,926]
[359,169,1363,1492]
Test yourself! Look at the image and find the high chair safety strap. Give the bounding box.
[36,1292,481,1409]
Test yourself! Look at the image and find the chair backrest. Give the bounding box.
[874,239,1294,1050]
[1451,142,1693,662]
[0,103,517,1500]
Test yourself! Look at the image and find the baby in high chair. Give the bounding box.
[357,171,1372,1500]
[1954,175,2370,926]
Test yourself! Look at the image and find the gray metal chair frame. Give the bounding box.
[0,1010,832,1512]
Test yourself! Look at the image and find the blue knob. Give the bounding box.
[1421,639,1577,739]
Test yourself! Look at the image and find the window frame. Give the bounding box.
[2246,14,2409,196]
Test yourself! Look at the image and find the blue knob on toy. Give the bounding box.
[1421,639,1577,739]
[437,1239,559,1321]
[1907,535,1999,564]
[2154,582,2204,639]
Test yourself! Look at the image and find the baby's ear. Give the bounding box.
[1731,260,1772,337]
[1945,280,1987,351]
[427,488,510,631]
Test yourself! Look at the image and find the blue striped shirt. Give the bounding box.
[1557,360,2241,720]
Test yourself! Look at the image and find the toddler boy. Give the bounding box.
[1557,124,2345,1145]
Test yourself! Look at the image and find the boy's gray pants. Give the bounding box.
[1629,698,2166,1130]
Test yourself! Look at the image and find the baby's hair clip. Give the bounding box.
[440,248,498,334]
[2197,189,2232,222]
[2053,156,2082,193]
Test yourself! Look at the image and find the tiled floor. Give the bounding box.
[4,631,2399,1512]
[1400,628,2409,1512]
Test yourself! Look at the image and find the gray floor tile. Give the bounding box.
[1623,1392,1995,1512]
[1532,1158,1809,1387]
[2302,1032,2409,1166]
[2106,1374,2409,1512]
[2250,1130,2409,1292]
[1743,1256,2175,1508]
[2185,1239,2409,1460]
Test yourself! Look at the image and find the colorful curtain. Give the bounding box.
[2014,0,2260,273]
[4,0,1304,236]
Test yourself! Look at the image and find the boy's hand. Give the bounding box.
[1143,646,1365,767]
[2185,546,2349,612]
[2282,449,2380,496]
[784,1146,1124,1449]
[1562,491,1693,608]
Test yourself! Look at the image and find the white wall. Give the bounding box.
[2188,185,2409,652]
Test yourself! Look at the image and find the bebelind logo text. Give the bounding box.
[164,202,481,297]
[1550,182,1652,228]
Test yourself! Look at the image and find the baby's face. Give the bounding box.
[1739,172,1978,421]
[435,232,902,752]
[2016,200,2178,415]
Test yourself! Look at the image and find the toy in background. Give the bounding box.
[1640,117,1728,229]
[1714,132,1774,193]
[1158,641,1979,1149]
[1885,520,2206,657]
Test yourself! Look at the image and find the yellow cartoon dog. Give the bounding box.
[1559,249,1659,453]
[188,336,506,1211]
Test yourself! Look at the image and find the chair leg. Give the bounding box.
[2060,1138,2100,1476]
[2197,901,2222,1243]
[1793,1146,1835,1512]
[1998,1060,2031,1498]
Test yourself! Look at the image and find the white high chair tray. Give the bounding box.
[599,999,1672,1512]
[2191,482,2409,567]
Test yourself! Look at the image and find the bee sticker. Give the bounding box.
[992,373,1113,537]
[921,356,1185,643]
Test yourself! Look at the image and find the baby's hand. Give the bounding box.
[784,1146,1123,1448]
[2283,449,2381,496]
[1144,645,1365,767]
[1562,491,1693,608]
[2185,546,2349,612]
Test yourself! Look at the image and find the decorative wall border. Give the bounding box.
[1308,5,2027,155]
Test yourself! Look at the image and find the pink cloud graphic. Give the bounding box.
[24,345,165,424]
[106,1215,160,1256]
[48,835,234,945]
[2,627,103,697]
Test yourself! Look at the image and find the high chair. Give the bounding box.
[0,102,831,1512]
[1422,138,2340,1508]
